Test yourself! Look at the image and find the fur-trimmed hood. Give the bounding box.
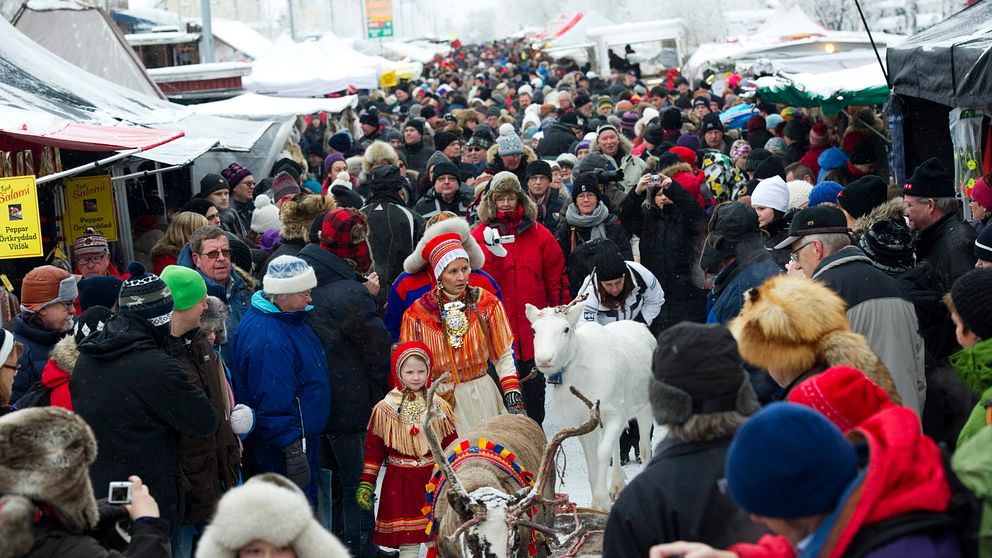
[476,171,538,224]
[730,275,901,403]
[485,143,538,167]
[48,335,79,375]
[279,194,335,242]
[362,140,400,175]
[589,132,635,166]
[851,197,907,240]
[403,216,486,274]
[195,473,349,558]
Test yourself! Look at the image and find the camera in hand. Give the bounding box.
[108,482,132,505]
[590,167,624,184]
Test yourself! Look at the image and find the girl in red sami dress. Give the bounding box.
[358,342,458,558]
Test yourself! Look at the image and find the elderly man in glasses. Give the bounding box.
[178,225,252,359]
[73,227,125,280]
[777,205,925,414]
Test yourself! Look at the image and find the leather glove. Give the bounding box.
[230,404,255,435]
[357,481,375,511]
[282,439,310,488]
[504,390,527,416]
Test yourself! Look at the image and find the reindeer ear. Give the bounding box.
[447,491,475,520]
[525,303,540,324]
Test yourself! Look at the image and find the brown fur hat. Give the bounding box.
[279,194,334,242]
[0,407,99,543]
[730,275,901,403]
[476,171,538,224]
[362,140,400,175]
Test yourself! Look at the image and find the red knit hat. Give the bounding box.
[971,176,992,212]
[809,123,828,146]
[423,232,469,280]
[670,146,697,169]
[390,341,433,390]
[787,365,895,433]
[320,209,372,273]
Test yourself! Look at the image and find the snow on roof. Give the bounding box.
[194,92,358,119]
[23,0,87,11]
[193,18,273,61]
[125,31,200,46]
[146,62,252,82]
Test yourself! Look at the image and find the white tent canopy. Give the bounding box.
[244,35,379,97]
[317,34,422,80]
[194,18,273,62]
[195,93,358,119]
[585,18,687,76]
[543,10,615,64]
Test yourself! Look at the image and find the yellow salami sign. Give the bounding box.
[0,175,43,259]
[64,175,118,243]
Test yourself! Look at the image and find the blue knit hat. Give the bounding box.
[808,180,844,207]
[77,275,123,312]
[726,403,858,519]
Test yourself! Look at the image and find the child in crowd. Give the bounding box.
[358,342,458,558]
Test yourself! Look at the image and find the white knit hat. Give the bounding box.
[751,176,791,214]
[330,172,352,189]
[263,255,317,295]
[250,194,281,234]
[788,180,815,210]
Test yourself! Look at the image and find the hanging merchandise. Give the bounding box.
[0,175,44,259]
[949,107,986,220]
[63,175,118,244]
[0,152,10,178]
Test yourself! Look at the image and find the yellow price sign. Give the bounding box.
[63,175,118,243]
[0,175,44,260]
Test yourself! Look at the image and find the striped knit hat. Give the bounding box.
[118,262,173,336]
[423,232,469,281]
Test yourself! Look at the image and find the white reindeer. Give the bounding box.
[526,301,656,510]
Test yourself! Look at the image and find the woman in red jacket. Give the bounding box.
[471,171,568,426]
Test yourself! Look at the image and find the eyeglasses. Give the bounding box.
[77,254,107,266]
[1,363,20,373]
[790,240,816,262]
[467,146,485,153]
[200,249,231,260]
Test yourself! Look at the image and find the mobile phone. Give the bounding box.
[108,481,133,505]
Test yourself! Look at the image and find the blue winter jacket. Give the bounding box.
[232,292,331,451]
[706,256,782,325]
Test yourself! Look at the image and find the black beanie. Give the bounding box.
[74,305,113,345]
[903,157,955,198]
[181,197,216,217]
[753,155,786,181]
[783,119,810,141]
[526,160,553,181]
[838,175,888,219]
[77,276,123,313]
[572,173,604,206]
[650,322,759,424]
[857,219,916,274]
[643,125,664,146]
[951,268,992,340]
[225,233,253,273]
[848,141,876,166]
[661,107,682,131]
[404,118,425,137]
[432,161,460,183]
[434,131,459,153]
[975,224,992,262]
[744,148,772,174]
[198,173,229,197]
[595,243,627,281]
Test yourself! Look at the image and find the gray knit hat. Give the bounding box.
[496,124,523,156]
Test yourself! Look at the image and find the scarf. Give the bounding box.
[496,205,524,234]
[565,202,610,240]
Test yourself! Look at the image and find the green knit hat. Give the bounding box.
[160,265,207,311]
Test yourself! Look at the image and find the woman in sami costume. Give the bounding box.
[400,229,526,429]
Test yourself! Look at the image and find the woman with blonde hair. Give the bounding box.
[151,212,209,274]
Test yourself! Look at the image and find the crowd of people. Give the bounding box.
[1,36,991,558]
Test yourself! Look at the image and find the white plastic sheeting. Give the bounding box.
[194,93,358,119]
[244,35,379,96]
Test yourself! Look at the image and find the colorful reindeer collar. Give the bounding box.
[423,438,535,535]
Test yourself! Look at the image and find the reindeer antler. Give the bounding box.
[424,373,474,507]
[510,387,601,515]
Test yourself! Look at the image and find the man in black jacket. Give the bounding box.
[603,323,765,558]
[413,161,474,221]
[904,157,977,291]
[361,165,426,310]
[299,211,392,558]
[526,159,566,232]
[72,262,219,535]
[400,118,435,175]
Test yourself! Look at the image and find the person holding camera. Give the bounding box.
[620,164,709,331]
[556,173,632,298]
[0,407,170,558]
[589,124,647,193]
[472,171,568,426]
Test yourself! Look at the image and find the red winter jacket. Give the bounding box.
[472,206,568,361]
[729,406,952,558]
